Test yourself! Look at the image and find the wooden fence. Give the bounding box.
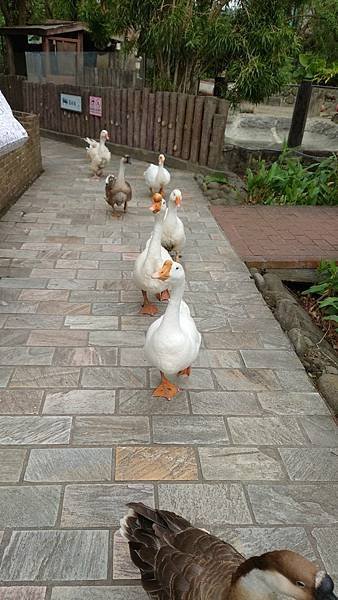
[0,75,228,168]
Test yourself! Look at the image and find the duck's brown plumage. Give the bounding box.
[121,502,245,599]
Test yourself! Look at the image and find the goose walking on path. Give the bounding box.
[144,153,170,195]
[144,259,201,399]
[133,194,171,315]
[161,189,186,261]
[105,155,132,216]
[121,502,337,600]
[84,129,111,178]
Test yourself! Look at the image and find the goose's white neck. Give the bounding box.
[162,277,185,326]
[99,137,106,147]
[166,201,178,224]
[146,214,164,261]
[231,569,279,600]
[117,159,125,184]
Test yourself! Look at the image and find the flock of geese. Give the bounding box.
[85,130,200,401]
[84,131,336,600]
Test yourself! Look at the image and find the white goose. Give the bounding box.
[84,129,111,178]
[161,189,186,260]
[133,194,172,315]
[144,259,201,399]
[144,153,170,195]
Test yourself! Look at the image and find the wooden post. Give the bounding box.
[4,35,15,75]
[287,80,312,148]
[207,114,227,168]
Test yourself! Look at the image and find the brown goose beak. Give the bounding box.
[152,260,173,281]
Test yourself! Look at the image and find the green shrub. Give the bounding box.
[303,260,338,331]
[246,148,338,206]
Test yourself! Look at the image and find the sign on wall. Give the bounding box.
[60,93,82,113]
[89,96,102,117]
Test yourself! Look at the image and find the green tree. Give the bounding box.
[80,0,300,102]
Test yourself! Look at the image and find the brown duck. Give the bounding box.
[105,155,132,216]
[121,503,337,600]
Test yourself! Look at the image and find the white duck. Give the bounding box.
[144,153,170,195]
[84,129,111,178]
[133,194,172,315]
[161,189,186,260]
[144,259,201,399]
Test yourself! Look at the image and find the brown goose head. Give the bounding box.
[233,550,336,600]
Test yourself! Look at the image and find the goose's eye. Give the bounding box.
[296,581,305,588]
[175,267,179,270]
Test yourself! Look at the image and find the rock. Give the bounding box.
[206,182,221,190]
[275,298,300,330]
[317,374,338,415]
[195,174,204,185]
[325,366,338,375]
[288,328,314,358]
[262,274,289,307]
[332,113,338,124]
[253,272,265,291]
[205,189,221,200]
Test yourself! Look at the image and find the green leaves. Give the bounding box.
[246,150,338,207]
[303,260,338,333]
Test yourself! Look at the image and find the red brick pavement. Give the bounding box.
[210,205,338,268]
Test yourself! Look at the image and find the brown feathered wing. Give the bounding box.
[123,502,245,600]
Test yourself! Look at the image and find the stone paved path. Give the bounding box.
[0,138,337,599]
[211,205,338,268]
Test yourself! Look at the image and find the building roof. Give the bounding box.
[0,21,88,37]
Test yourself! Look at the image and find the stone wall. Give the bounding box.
[266,85,338,117]
[0,112,42,214]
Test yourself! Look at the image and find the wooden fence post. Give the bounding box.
[207,114,227,168]
[287,80,312,148]
[189,96,204,163]
[199,97,218,165]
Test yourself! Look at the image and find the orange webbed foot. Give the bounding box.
[160,289,170,301]
[152,377,179,401]
[140,303,158,316]
[178,366,191,377]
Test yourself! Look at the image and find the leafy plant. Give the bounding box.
[246,147,338,206]
[303,260,338,331]
[204,174,228,185]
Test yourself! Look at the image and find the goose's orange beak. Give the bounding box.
[152,260,172,281]
[149,193,163,213]
[175,194,181,207]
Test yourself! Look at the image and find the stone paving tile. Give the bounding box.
[72,416,150,444]
[70,290,119,303]
[61,483,154,527]
[52,347,118,366]
[0,329,30,346]
[279,448,338,481]
[0,278,48,289]
[9,366,80,387]
[25,448,113,482]
[257,391,330,415]
[118,389,189,415]
[158,483,252,527]
[228,416,306,446]
[0,368,13,388]
[0,301,39,314]
[19,289,69,301]
[240,349,303,370]
[312,528,338,577]
[81,367,147,388]
[64,316,119,330]
[113,530,140,579]
[51,588,147,600]
[213,368,280,391]
[0,347,54,366]
[43,389,115,414]
[0,588,47,600]
[0,416,71,444]
[247,484,338,524]
[153,416,228,445]
[89,330,145,347]
[115,446,198,480]
[27,330,88,347]
[199,447,285,480]
[0,449,26,481]
[36,301,91,315]
[0,390,43,414]
[300,416,338,446]
[0,486,60,527]
[47,278,96,290]
[0,530,109,581]
[190,391,261,415]
[212,526,316,560]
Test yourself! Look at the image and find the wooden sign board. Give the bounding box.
[60,93,82,113]
[89,96,102,117]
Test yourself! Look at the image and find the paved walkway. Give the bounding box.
[0,139,337,599]
[211,205,338,268]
